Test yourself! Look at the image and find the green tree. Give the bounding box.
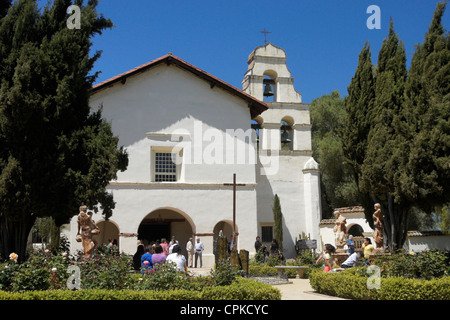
[341,3,449,250]
[401,1,450,212]
[310,90,359,218]
[339,42,376,227]
[0,0,127,262]
[0,0,11,17]
[272,194,283,252]
[340,42,375,183]
[359,19,409,250]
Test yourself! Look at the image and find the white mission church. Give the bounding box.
[64,43,322,267]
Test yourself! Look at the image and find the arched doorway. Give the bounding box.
[96,220,120,249]
[137,208,195,255]
[213,220,237,252]
[347,224,364,237]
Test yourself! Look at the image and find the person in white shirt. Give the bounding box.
[341,251,360,268]
[166,244,187,272]
[168,236,179,254]
[186,237,194,268]
[194,238,204,268]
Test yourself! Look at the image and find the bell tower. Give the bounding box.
[242,42,311,152]
[244,43,322,252]
[242,42,302,103]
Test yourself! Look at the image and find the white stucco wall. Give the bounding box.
[66,62,260,267]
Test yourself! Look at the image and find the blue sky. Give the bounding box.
[88,0,448,103]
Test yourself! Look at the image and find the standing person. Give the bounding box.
[160,238,170,256]
[269,239,279,256]
[166,245,187,272]
[346,235,355,255]
[186,237,194,268]
[254,236,262,252]
[194,237,204,268]
[362,237,375,266]
[169,236,179,254]
[133,243,145,271]
[141,246,153,274]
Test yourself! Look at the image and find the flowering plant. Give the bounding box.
[9,253,18,263]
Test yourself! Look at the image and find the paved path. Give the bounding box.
[189,267,346,300]
[272,278,347,300]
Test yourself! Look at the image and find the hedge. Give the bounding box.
[309,269,450,300]
[0,277,281,300]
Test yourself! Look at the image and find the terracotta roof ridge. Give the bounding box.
[91,53,269,118]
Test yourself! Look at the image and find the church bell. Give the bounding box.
[263,83,274,97]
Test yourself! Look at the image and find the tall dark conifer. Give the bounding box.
[402,1,450,212]
[0,0,127,262]
[360,19,409,250]
[272,194,283,253]
[340,42,375,225]
[341,42,375,183]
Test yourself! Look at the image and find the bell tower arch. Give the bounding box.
[242,42,310,152]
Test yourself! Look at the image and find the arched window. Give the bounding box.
[280,116,294,151]
[251,116,263,150]
[263,70,277,102]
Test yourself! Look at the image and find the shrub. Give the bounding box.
[0,277,281,300]
[76,250,132,290]
[373,249,450,280]
[309,268,450,300]
[210,260,242,286]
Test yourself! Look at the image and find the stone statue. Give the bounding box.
[373,203,384,249]
[333,210,347,250]
[76,205,100,258]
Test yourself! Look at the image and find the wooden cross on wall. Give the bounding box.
[223,174,246,241]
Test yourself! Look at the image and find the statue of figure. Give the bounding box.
[373,203,384,249]
[333,210,347,250]
[76,205,100,258]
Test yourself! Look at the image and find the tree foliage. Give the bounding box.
[272,194,283,252]
[0,0,128,262]
[310,90,359,218]
[340,3,449,250]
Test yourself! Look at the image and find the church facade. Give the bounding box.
[64,43,322,266]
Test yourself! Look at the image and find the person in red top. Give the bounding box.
[160,238,170,256]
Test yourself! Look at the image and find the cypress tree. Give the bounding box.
[0,0,127,262]
[360,19,409,250]
[401,1,450,212]
[340,42,375,184]
[272,194,283,253]
[339,42,376,225]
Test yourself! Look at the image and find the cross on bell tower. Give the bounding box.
[259,28,271,44]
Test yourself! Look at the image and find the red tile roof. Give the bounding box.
[91,54,269,118]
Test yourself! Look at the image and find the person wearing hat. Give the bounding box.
[186,237,194,268]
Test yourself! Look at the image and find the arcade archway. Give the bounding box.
[137,207,194,255]
[96,220,120,249]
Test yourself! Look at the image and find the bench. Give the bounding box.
[274,266,309,279]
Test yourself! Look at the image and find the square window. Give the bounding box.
[153,151,178,182]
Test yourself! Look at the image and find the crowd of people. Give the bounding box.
[133,236,205,274]
[253,236,286,264]
[316,235,376,272]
